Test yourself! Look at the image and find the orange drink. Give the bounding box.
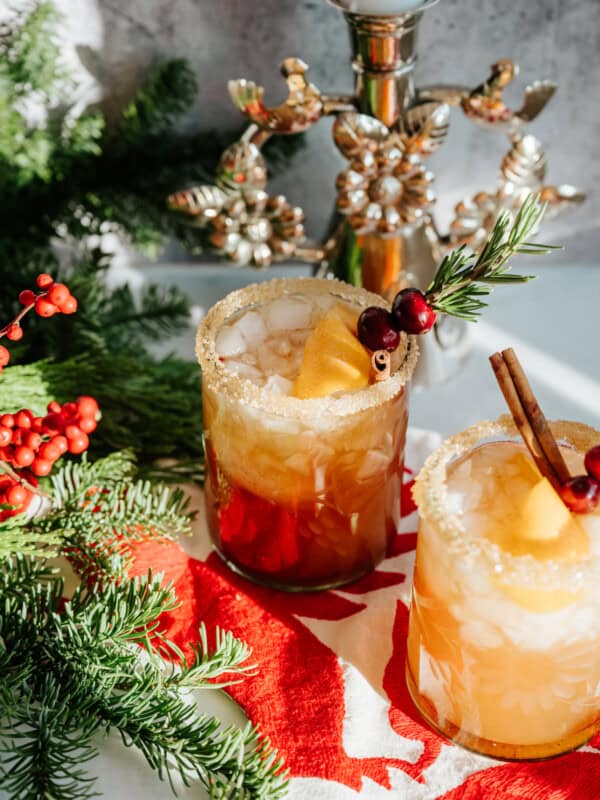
[406,418,600,759]
[196,278,418,590]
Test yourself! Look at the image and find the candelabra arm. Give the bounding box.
[322,95,358,115]
[417,85,469,106]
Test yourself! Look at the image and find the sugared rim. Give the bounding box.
[413,415,600,587]
[195,277,418,421]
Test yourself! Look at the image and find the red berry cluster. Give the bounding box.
[559,445,600,514]
[0,397,99,519]
[358,288,436,354]
[0,273,78,372]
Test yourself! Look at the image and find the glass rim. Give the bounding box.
[195,277,418,421]
[413,415,600,587]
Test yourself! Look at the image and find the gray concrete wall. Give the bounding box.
[36,1,600,260]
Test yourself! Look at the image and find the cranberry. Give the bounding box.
[560,475,600,514]
[391,288,436,335]
[357,307,400,352]
[584,445,600,483]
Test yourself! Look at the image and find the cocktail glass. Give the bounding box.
[406,417,600,759]
[196,277,418,591]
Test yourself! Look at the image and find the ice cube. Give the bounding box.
[257,342,295,377]
[225,360,262,382]
[235,310,268,348]
[266,297,312,331]
[289,329,311,348]
[215,325,246,357]
[356,450,390,481]
[274,337,292,357]
[445,490,465,515]
[264,375,293,396]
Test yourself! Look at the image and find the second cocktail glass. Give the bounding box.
[406,417,600,759]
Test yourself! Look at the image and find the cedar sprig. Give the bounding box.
[426,195,559,321]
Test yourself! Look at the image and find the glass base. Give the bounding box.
[213,544,376,592]
[405,663,597,761]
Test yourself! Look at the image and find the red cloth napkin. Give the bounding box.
[129,430,600,800]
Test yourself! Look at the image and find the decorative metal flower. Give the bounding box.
[168,139,305,267]
[449,134,584,249]
[332,110,443,236]
[209,190,305,268]
[449,192,499,249]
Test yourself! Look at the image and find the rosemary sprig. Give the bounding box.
[426,195,559,321]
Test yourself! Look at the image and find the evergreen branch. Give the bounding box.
[426,195,559,320]
[0,563,288,799]
[0,674,99,800]
[0,355,204,482]
[118,60,198,146]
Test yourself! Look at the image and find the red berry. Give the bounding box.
[357,307,401,352]
[43,413,65,434]
[0,346,10,367]
[584,445,600,482]
[35,297,58,318]
[52,435,68,455]
[6,484,27,506]
[60,295,78,315]
[14,446,35,467]
[77,396,99,418]
[65,424,82,440]
[25,432,42,450]
[31,458,52,477]
[560,475,600,514]
[0,414,14,428]
[15,410,33,429]
[79,417,97,434]
[391,288,437,335]
[36,273,54,290]
[6,323,23,341]
[47,401,62,414]
[68,433,89,454]
[18,289,36,306]
[62,402,78,419]
[11,428,25,446]
[39,441,60,461]
[47,283,70,306]
[0,427,11,447]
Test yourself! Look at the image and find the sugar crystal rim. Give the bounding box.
[196,277,418,420]
[413,415,600,588]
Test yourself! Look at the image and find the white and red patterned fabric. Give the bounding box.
[129,430,600,800]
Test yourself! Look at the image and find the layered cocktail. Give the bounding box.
[406,417,600,759]
[196,278,418,590]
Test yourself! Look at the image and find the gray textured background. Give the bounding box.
[50,0,600,259]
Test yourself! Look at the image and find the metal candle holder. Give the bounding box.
[169,0,583,385]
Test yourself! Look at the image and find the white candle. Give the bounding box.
[334,0,428,13]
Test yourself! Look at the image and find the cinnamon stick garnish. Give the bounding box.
[371,350,391,382]
[489,348,571,487]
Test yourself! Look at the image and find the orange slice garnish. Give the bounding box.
[292,310,370,399]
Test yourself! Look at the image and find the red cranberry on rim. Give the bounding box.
[560,475,600,514]
[584,445,600,482]
[391,288,436,335]
[357,307,400,352]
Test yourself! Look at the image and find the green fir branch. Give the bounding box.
[0,557,288,799]
[426,195,559,321]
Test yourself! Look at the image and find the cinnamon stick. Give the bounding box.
[501,348,571,485]
[489,349,571,487]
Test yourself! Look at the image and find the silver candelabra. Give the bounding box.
[168,0,583,385]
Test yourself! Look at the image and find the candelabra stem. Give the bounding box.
[325,1,441,303]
